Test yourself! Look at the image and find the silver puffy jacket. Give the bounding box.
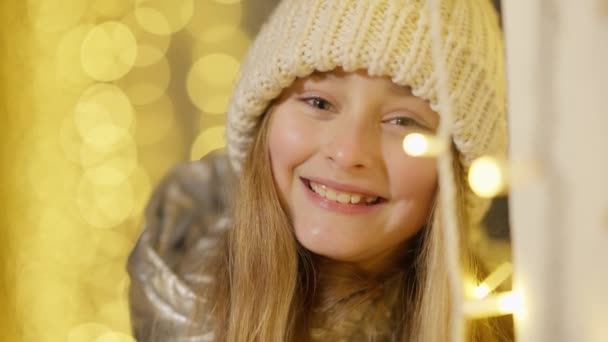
[127,150,236,342]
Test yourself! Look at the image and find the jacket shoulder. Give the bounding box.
[127,149,235,341]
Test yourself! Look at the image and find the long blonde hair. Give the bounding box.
[194,108,511,341]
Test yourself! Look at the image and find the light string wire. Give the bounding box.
[425,0,465,341]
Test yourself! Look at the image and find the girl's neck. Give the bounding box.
[309,253,405,310]
[296,254,409,341]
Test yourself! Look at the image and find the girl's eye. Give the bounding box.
[303,97,333,111]
[388,117,420,127]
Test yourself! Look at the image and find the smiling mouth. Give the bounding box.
[302,178,384,206]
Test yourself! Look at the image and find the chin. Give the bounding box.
[293,224,365,263]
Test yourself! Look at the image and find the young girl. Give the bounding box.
[127,0,509,341]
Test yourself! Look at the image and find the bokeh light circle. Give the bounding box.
[135,0,194,36]
[81,22,137,82]
[122,11,172,67]
[80,125,138,186]
[402,132,444,157]
[187,54,240,113]
[402,133,429,157]
[90,0,135,19]
[190,126,226,160]
[83,124,129,149]
[468,156,508,198]
[190,53,240,87]
[74,83,134,140]
[117,56,171,105]
[77,173,135,229]
[28,0,87,33]
[199,93,232,114]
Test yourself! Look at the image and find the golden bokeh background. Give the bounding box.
[0,1,277,340]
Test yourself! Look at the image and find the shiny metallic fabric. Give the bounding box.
[127,150,235,342]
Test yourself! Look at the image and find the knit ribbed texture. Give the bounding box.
[225,0,506,224]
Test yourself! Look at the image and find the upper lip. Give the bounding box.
[302,176,384,198]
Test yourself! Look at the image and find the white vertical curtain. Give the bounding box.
[504,1,608,341]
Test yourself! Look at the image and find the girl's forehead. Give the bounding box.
[295,69,414,95]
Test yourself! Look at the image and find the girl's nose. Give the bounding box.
[323,120,378,171]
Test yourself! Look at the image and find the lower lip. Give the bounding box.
[301,178,384,215]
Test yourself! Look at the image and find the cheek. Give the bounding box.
[268,110,318,201]
[385,149,438,228]
[393,158,437,195]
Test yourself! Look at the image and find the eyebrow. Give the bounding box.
[308,71,414,95]
[385,82,414,96]
[308,71,338,82]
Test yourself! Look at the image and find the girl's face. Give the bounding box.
[268,70,439,274]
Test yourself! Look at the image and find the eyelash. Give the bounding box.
[300,96,426,129]
[302,96,333,111]
[386,117,422,128]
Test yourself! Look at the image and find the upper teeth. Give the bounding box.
[309,181,378,205]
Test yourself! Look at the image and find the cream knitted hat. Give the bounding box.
[225,0,506,224]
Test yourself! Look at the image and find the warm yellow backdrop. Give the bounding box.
[0,1,264,340]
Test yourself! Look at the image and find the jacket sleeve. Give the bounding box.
[126,150,235,342]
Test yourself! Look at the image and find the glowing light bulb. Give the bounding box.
[468,156,508,198]
[403,133,428,156]
[463,291,524,319]
[473,283,491,299]
[497,291,524,316]
[402,133,444,157]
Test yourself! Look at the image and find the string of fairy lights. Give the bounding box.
[411,2,520,339]
[403,132,523,320]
